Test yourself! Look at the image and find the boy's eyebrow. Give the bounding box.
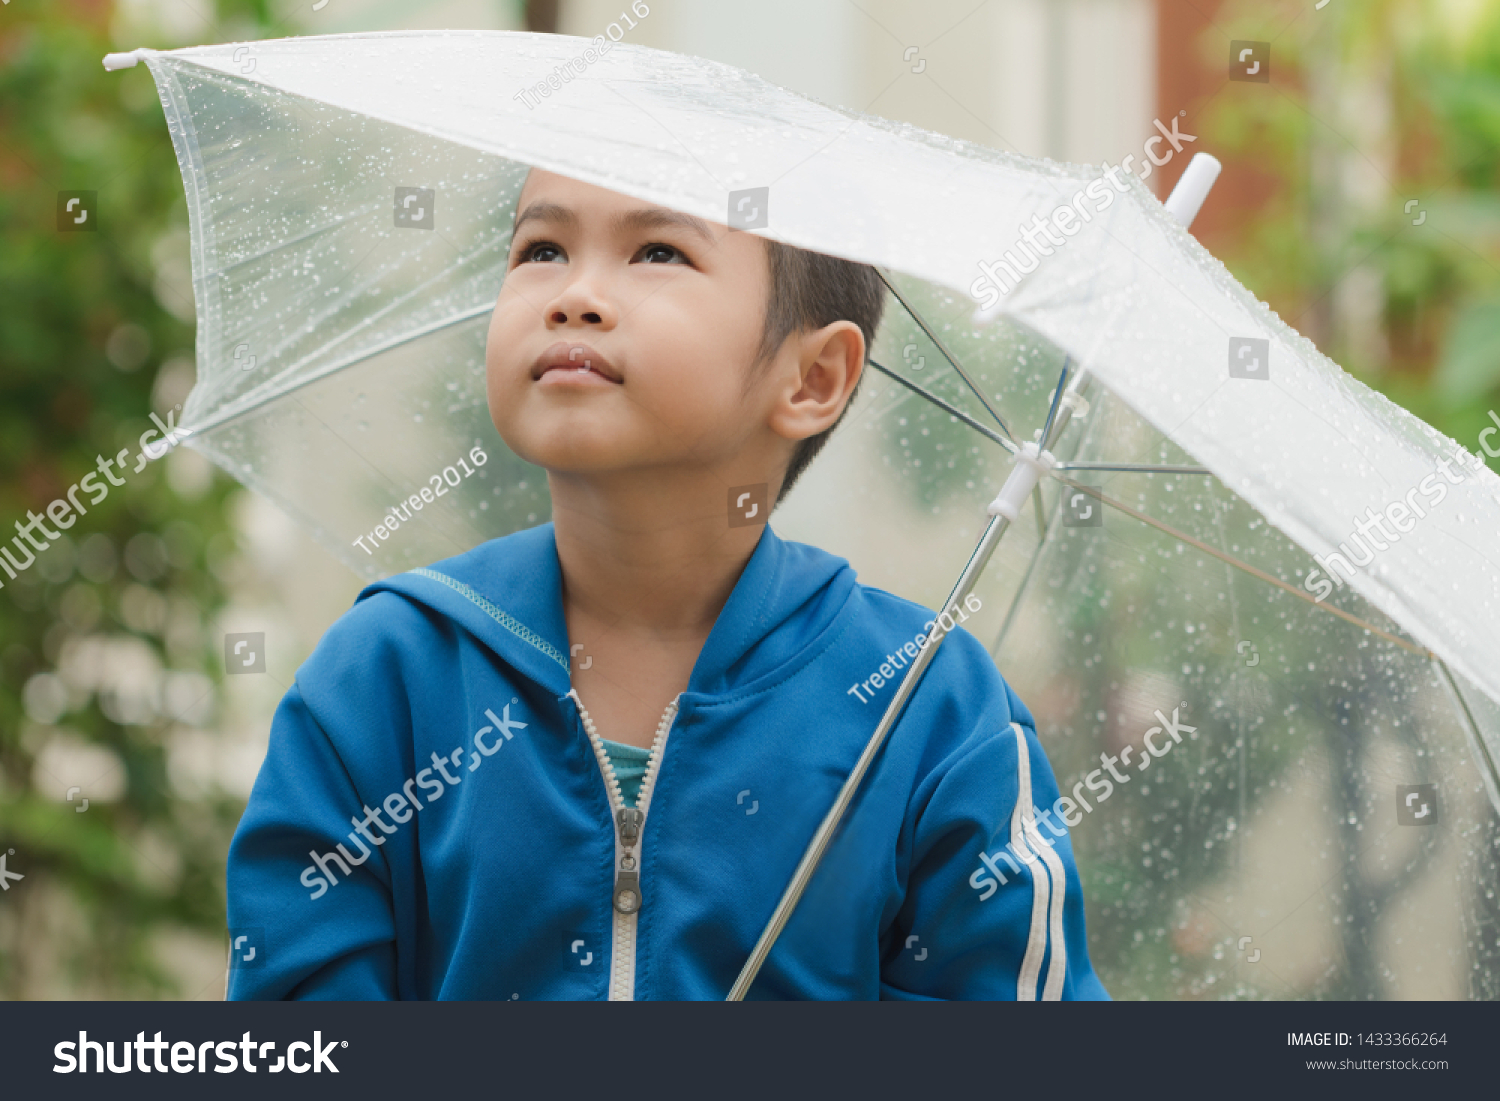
[512,200,577,237]
[612,207,717,244]
[513,200,717,245]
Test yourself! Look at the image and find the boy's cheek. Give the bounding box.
[484,313,527,386]
[482,338,522,438]
[485,378,527,458]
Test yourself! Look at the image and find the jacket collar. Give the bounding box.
[361,521,856,702]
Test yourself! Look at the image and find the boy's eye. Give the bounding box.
[517,240,565,264]
[635,242,689,265]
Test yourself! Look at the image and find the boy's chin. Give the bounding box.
[518,444,723,487]
[501,435,646,476]
[493,406,728,478]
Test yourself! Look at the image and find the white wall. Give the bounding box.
[563,0,1155,175]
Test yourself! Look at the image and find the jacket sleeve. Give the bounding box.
[878,712,1109,1001]
[225,680,400,1000]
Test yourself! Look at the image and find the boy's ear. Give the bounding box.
[766,321,865,444]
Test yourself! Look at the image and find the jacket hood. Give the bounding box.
[359,520,859,701]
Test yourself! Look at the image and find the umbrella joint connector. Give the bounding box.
[987,441,1058,522]
[986,374,1091,521]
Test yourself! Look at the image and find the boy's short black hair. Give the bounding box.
[749,240,887,507]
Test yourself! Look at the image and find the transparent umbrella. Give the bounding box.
[106,30,1500,1000]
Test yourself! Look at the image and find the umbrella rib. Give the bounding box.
[205,206,382,279]
[1054,461,1212,474]
[990,495,1057,661]
[206,174,516,279]
[1050,473,1432,658]
[864,363,1210,475]
[865,359,1018,453]
[182,303,495,437]
[1433,658,1500,813]
[249,227,511,398]
[1038,357,1071,445]
[874,269,1016,442]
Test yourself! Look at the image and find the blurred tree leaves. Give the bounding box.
[1436,292,1500,404]
[1204,0,1500,454]
[0,0,276,997]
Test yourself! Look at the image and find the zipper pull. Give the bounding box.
[613,867,641,914]
[613,807,644,913]
[616,807,642,847]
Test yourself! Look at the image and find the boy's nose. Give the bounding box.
[548,306,605,325]
[544,278,617,330]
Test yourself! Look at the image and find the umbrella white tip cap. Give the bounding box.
[103,50,144,71]
[1163,152,1222,229]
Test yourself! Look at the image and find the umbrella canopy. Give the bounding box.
[110,30,1500,998]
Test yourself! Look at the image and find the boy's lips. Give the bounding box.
[530,342,622,384]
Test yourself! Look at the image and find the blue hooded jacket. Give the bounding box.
[226,521,1107,1001]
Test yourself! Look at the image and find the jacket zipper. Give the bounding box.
[569,688,681,1001]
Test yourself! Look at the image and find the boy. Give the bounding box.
[225,168,1107,1001]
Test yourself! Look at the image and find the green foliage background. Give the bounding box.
[1203,0,1500,459]
[0,0,281,997]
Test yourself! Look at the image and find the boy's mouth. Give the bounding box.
[530,342,623,384]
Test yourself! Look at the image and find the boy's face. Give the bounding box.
[486,170,839,501]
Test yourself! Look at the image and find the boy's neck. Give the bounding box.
[549,470,765,642]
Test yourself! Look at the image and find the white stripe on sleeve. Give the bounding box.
[1011,722,1069,1001]
[1010,722,1049,1000]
